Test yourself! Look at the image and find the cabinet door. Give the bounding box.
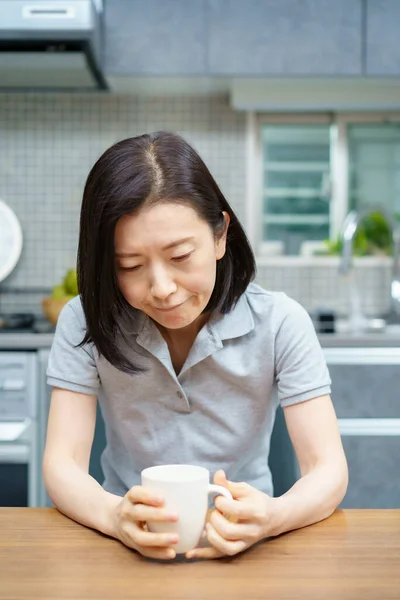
[365,0,400,75]
[105,0,207,75]
[208,0,362,75]
[329,364,400,418]
[341,436,400,508]
[269,405,299,496]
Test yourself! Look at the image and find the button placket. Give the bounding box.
[174,385,190,411]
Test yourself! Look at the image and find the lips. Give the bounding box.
[154,302,184,312]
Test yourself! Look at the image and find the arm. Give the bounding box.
[42,387,120,537]
[43,387,180,559]
[187,395,348,559]
[270,393,348,536]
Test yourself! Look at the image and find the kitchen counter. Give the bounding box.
[0,333,54,350]
[1,508,399,600]
[318,332,400,347]
[1,331,400,350]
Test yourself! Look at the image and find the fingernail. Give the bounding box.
[168,512,179,521]
[168,536,179,544]
[186,551,195,559]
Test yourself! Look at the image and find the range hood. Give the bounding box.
[0,0,108,91]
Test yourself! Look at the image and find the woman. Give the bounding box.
[43,131,348,561]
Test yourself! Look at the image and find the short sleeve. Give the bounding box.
[274,295,331,407]
[46,298,100,395]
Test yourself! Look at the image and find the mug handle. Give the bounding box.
[208,484,233,501]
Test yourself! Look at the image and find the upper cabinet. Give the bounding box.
[108,0,400,78]
[207,0,362,76]
[104,0,207,75]
[365,0,400,75]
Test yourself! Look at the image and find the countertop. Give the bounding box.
[318,332,400,347]
[0,508,399,600]
[1,331,400,350]
[0,332,54,350]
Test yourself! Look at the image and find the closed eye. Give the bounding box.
[172,253,192,262]
[119,264,141,272]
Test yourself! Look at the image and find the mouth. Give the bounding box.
[154,301,185,313]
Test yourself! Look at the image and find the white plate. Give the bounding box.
[0,199,23,283]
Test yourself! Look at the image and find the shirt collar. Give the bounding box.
[129,290,254,343]
[209,291,255,342]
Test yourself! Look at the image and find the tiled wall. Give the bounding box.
[256,260,392,318]
[0,92,392,319]
[0,93,246,314]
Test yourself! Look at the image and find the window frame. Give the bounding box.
[248,111,400,262]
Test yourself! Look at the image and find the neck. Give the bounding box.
[154,312,211,347]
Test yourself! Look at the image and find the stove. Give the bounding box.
[0,313,55,334]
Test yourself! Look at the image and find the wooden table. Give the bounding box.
[0,508,399,600]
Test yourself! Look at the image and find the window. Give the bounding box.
[253,113,400,257]
[348,124,400,218]
[261,124,332,255]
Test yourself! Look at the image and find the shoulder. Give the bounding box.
[54,295,89,344]
[243,283,309,333]
[57,295,86,327]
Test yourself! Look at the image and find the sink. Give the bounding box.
[335,318,400,335]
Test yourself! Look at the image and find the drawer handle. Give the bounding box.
[0,380,25,391]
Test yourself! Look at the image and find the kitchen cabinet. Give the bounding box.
[208,0,362,76]
[365,0,400,75]
[341,436,400,508]
[325,348,400,509]
[103,0,362,77]
[104,0,207,76]
[328,363,399,418]
[269,347,400,508]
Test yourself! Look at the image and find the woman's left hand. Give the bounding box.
[185,470,278,560]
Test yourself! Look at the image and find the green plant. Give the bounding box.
[50,268,78,299]
[319,211,392,256]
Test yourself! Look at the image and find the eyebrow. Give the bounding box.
[115,236,195,258]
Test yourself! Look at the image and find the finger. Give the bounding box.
[214,471,253,501]
[131,505,178,523]
[213,496,254,520]
[205,523,248,557]
[129,525,180,549]
[140,547,177,561]
[214,473,252,501]
[127,486,164,506]
[213,470,228,486]
[185,546,224,560]
[210,509,255,541]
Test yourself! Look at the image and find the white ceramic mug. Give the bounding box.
[141,464,232,554]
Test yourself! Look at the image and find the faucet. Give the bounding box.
[339,207,400,325]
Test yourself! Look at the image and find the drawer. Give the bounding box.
[329,364,399,418]
[0,352,37,418]
[340,435,400,508]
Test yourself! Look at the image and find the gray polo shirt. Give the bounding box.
[47,282,331,498]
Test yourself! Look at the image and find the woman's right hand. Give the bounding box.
[113,485,179,560]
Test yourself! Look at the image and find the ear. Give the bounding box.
[215,211,230,260]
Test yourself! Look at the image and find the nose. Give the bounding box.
[149,265,177,300]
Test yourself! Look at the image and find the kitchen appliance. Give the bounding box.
[0,352,39,506]
[0,313,35,332]
[0,199,23,283]
[0,312,54,334]
[0,0,107,91]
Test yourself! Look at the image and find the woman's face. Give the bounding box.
[115,203,229,331]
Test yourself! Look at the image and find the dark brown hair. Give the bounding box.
[77,131,256,373]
